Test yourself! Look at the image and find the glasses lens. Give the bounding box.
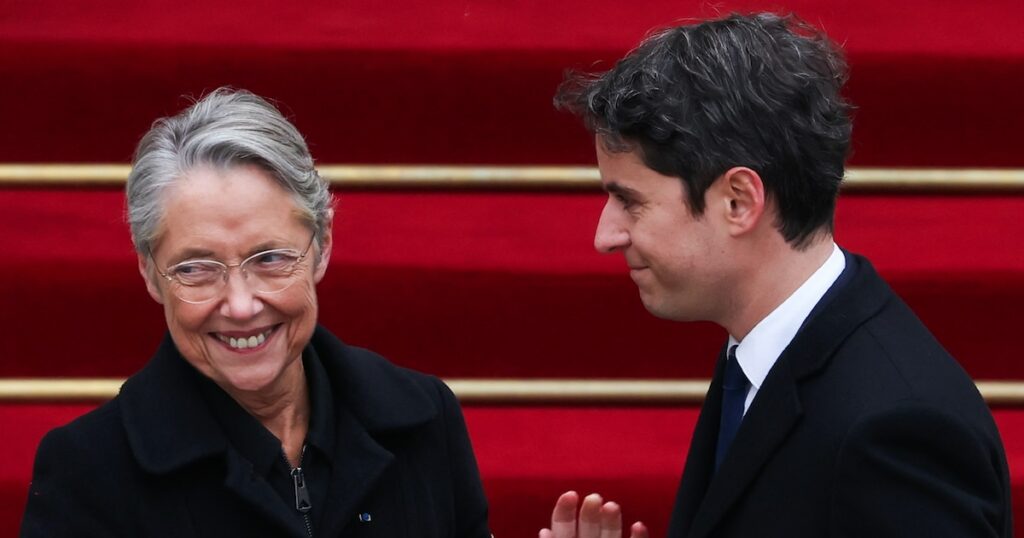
[242,249,303,294]
[164,245,310,304]
[169,261,225,304]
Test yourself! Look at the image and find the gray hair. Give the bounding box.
[126,88,332,258]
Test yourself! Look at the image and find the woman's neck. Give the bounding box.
[223,358,311,467]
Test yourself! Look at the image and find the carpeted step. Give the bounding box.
[1,1,1022,166]
[4,403,1024,536]
[1,187,1021,379]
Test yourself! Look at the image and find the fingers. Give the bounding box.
[543,490,637,538]
[598,501,622,538]
[577,493,604,538]
[549,491,580,538]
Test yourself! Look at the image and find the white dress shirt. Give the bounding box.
[729,243,846,414]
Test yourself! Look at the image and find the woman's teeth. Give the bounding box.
[217,329,270,350]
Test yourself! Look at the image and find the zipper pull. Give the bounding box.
[291,467,312,514]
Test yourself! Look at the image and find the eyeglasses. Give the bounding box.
[152,234,317,304]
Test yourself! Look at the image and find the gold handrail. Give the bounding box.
[0,164,1022,190]
[1,378,1023,405]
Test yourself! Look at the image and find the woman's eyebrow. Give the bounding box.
[168,248,217,264]
[169,241,286,264]
[245,240,294,256]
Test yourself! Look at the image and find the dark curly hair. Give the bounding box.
[555,13,853,249]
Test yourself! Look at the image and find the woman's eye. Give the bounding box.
[172,262,220,282]
[254,251,297,268]
[177,263,211,275]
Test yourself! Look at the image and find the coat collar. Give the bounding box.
[119,325,438,475]
[309,325,438,432]
[680,253,894,538]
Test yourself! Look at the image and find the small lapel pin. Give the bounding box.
[359,512,372,523]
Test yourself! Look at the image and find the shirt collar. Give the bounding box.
[729,243,845,390]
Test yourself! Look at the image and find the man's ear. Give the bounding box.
[313,211,334,284]
[137,253,165,304]
[719,166,767,237]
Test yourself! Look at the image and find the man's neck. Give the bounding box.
[722,235,836,341]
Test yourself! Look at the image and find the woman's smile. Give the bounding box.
[213,324,278,351]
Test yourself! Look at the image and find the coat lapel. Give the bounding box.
[668,347,727,538]
[311,326,439,535]
[119,334,227,474]
[122,336,311,537]
[318,407,396,535]
[686,366,802,538]
[683,254,891,538]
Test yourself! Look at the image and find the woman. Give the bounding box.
[21,89,490,537]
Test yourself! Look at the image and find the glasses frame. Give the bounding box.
[151,233,317,305]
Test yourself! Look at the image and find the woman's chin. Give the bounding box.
[212,359,286,393]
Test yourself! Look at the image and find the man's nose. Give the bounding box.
[594,200,630,253]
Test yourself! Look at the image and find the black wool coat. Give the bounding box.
[668,254,1012,537]
[21,326,491,538]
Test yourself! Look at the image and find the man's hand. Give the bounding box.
[539,491,649,538]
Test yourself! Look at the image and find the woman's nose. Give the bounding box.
[219,269,265,319]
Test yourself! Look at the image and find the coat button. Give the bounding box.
[359,512,372,523]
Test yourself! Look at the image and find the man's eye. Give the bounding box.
[615,194,634,208]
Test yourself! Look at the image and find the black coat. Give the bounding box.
[21,326,491,538]
[668,254,1012,537]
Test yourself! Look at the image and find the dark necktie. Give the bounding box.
[715,345,750,470]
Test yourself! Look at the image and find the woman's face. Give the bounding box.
[139,164,331,395]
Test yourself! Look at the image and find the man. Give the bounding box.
[540,12,1011,538]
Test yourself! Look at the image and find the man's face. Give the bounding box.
[593,138,732,322]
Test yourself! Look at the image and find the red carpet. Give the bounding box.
[1,188,1021,379]
[5,403,1024,536]
[2,0,1023,166]
[3,0,1024,534]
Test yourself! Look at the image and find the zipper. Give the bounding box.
[283,444,314,538]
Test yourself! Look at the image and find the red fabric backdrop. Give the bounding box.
[2,0,1023,165]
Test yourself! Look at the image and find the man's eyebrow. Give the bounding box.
[604,182,639,197]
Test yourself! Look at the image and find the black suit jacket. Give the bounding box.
[667,253,1011,537]
[21,326,491,538]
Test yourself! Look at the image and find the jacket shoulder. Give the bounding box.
[36,398,132,464]
[22,399,139,537]
[312,326,446,430]
[840,294,986,409]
